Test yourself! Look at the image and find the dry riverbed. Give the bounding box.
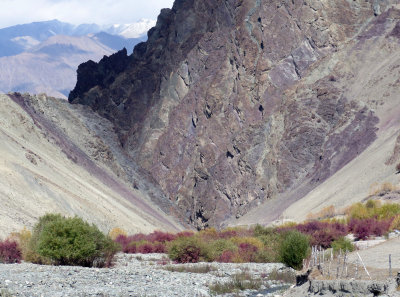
[0,253,294,297]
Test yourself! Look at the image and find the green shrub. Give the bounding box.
[167,236,212,263]
[27,213,62,264]
[31,214,117,267]
[253,250,278,263]
[257,231,285,263]
[331,237,354,253]
[376,203,400,220]
[279,231,310,270]
[210,239,237,260]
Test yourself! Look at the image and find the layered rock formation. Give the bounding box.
[70,0,400,228]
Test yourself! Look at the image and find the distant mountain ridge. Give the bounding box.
[0,19,155,98]
[0,19,154,57]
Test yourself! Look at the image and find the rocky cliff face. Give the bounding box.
[69,0,400,229]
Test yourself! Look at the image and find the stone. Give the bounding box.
[69,0,399,229]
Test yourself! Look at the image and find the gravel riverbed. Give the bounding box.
[0,253,293,297]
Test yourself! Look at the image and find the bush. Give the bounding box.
[254,225,275,237]
[331,237,354,253]
[0,240,21,263]
[8,227,32,261]
[230,237,264,250]
[108,227,127,240]
[27,214,62,264]
[293,221,347,248]
[114,230,178,254]
[237,243,259,262]
[348,218,392,240]
[137,242,155,254]
[376,204,400,220]
[31,214,117,267]
[217,250,235,263]
[167,236,211,263]
[390,215,400,231]
[346,202,369,220]
[210,239,237,260]
[279,231,310,270]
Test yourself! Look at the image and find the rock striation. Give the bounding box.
[69,0,400,228]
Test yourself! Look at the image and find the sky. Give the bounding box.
[0,0,175,29]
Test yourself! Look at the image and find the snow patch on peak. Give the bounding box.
[115,19,156,38]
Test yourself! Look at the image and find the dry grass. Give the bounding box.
[307,255,392,281]
[0,289,14,297]
[108,227,127,240]
[265,269,296,283]
[306,205,337,221]
[208,270,263,295]
[369,182,398,196]
[162,264,217,273]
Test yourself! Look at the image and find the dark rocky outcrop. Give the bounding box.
[69,48,130,111]
[69,0,399,228]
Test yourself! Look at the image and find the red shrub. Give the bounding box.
[115,231,176,254]
[137,243,154,254]
[373,219,392,236]
[349,218,392,240]
[354,221,371,240]
[123,244,137,254]
[176,246,201,263]
[218,230,238,239]
[217,250,235,263]
[152,243,167,253]
[128,233,147,242]
[147,231,176,243]
[238,243,258,262]
[311,230,334,248]
[291,221,347,248]
[115,234,129,246]
[176,231,195,238]
[0,240,21,264]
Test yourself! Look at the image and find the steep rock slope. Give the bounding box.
[70,0,400,228]
[235,5,400,225]
[0,93,183,237]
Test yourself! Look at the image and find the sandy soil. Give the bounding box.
[347,237,400,271]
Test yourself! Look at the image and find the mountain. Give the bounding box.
[0,19,153,57]
[0,20,151,98]
[0,20,97,57]
[0,92,184,236]
[0,35,118,98]
[105,19,157,38]
[1,0,400,236]
[69,0,400,230]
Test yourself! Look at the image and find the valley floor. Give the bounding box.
[0,253,290,297]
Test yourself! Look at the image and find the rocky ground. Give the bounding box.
[0,253,293,297]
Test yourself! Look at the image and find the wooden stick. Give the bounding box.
[328,257,331,277]
[389,254,392,277]
[341,251,347,278]
[355,259,359,279]
[357,252,371,280]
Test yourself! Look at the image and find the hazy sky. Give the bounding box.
[0,0,175,29]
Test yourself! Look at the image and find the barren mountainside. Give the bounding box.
[2,0,400,236]
[68,0,400,229]
[0,93,183,236]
